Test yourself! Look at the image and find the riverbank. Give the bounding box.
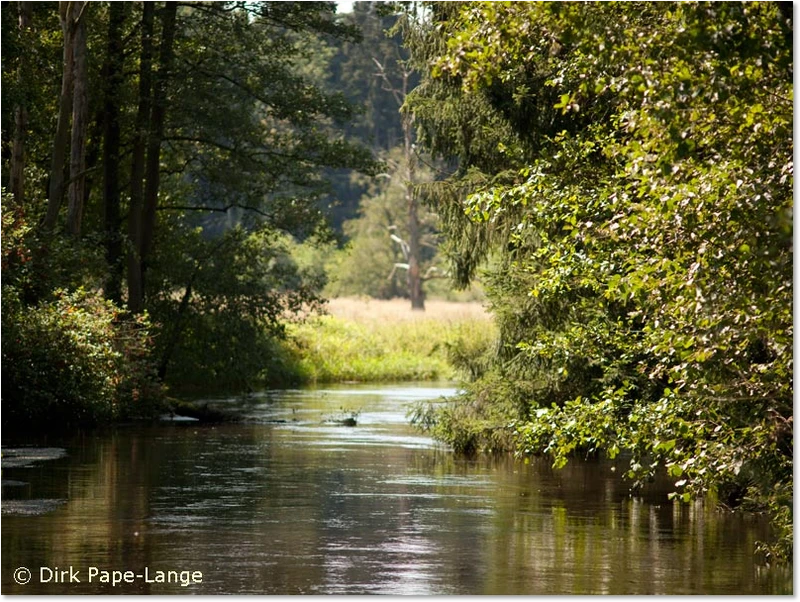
[143,298,494,421]
[286,297,496,383]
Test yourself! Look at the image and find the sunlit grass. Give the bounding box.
[286,297,496,383]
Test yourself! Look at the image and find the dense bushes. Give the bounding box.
[2,289,161,428]
[1,206,163,430]
[145,221,328,393]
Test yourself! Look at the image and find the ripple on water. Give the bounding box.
[1,447,67,468]
[330,491,491,504]
[2,499,67,515]
[1,480,29,487]
[380,475,496,488]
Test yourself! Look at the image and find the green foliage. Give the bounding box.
[147,219,327,393]
[1,3,63,186]
[162,1,378,234]
[322,1,416,227]
[2,288,160,428]
[327,148,441,299]
[406,1,792,561]
[1,287,112,427]
[136,2,383,392]
[1,205,163,429]
[410,368,530,455]
[330,2,412,152]
[2,1,382,416]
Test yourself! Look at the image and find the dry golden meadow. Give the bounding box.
[324,296,491,324]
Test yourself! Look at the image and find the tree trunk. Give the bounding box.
[66,0,88,238]
[374,58,425,310]
[128,2,177,313]
[127,2,155,313]
[10,99,28,207]
[43,1,76,231]
[402,96,424,311]
[9,2,32,208]
[102,2,125,302]
[139,2,178,282]
[407,199,425,310]
[80,105,104,236]
[157,280,192,381]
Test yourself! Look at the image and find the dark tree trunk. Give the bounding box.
[128,2,177,313]
[10,99,28,207]
[9,2,32,208]
[43,1,76,231]
[157,280,192,381]
[139,2,178,285]
[66,0,88,238]
[102,2,126,302]
[80,104,104,237]
[127,2,155,313]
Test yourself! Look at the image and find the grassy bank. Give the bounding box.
[286,298,495,383]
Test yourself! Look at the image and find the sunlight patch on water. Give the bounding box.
[330,492,490,503]
[1,447,67,468]
[381,475,496,488]
[2,499,67,515]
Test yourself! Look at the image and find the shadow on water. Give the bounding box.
[1,383,792,594]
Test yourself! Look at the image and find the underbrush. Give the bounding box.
[1,288,164,429]
[1,208,164,430]
[408,369,534,454]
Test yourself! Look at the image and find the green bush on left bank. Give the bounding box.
[2,209,164,430]
[2,289,163,428]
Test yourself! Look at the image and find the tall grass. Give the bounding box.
[286,297,496,383]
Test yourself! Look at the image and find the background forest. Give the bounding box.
[1,1,792,562]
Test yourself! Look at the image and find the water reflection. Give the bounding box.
[1,383,791,594]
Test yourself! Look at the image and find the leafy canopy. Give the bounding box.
[406,1,792,561]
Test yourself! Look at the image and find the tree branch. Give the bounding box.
[157,203,275,219]
[421,265,450,282]
[372,57,406,108]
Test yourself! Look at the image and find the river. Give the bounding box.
[1,383,791,594]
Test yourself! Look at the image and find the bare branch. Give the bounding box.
[422,265,449,281]
[372,57,405,108]
[157,203,275,219]
[389,232,410,259]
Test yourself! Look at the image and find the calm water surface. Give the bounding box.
[1,383,791,594]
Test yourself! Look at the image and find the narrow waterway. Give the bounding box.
[1,384,791,594]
